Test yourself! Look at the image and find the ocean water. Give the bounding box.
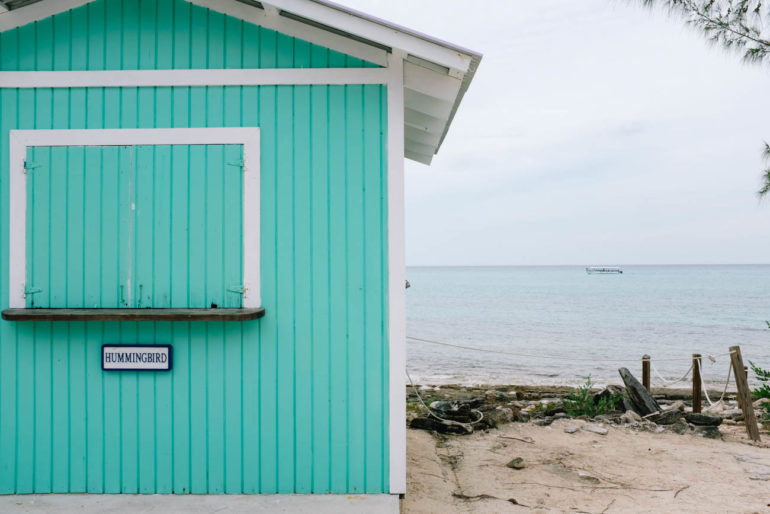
[406,265,770,387]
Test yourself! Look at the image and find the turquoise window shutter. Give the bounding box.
[26,144,244,309]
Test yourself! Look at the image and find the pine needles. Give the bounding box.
[636,2,770,197]
[639,0,770,64]
[749,360,770,399]
[760,142,770,198]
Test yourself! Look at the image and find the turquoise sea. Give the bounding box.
[406,265,770,387]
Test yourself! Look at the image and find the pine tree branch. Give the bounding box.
[759,168,770,198]
[639,0,770,62]
[636,1,770,198]
[688,6,770,50]
[759,143,770,198]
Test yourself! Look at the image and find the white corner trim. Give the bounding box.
[0,68,388,89]
[8,127,261,309]
[0,0,96,32]
[185,0,388,67]
[387,51,406,496]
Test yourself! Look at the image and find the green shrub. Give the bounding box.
[749,361,770,400]
[758,403,770,431]
[563,375,618,418]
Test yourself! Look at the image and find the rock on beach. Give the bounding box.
[583,424,609,435]
[405,382,754,441]
[618,367,661,416]
[649,409,684,425]
[620,410,642,424]
[684,412,722,426]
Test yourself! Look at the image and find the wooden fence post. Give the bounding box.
[692,354,702,414]
[729,346,761,442]
[642,355,650,391]
[737,366,749,411]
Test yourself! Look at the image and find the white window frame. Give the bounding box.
[8,127,261,310]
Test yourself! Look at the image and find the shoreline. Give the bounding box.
[407,383,736,402]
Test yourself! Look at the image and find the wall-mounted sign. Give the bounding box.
[102,344,173,371]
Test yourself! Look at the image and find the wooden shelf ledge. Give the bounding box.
[1,308,265,322]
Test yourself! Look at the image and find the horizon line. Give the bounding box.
[406,263,770,267]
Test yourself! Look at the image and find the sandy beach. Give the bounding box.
[403,418,770,513]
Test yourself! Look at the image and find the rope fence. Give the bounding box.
[407,336,761,441]
[407,335,734,363]
[650,361,693,388]
[696,359,733,407]
[408,334,739,394]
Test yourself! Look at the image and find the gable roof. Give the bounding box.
[0,0,481,165]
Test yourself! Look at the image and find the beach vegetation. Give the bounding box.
[748,361,770,400]
[563,375,619,418]
[527,402,550,417]
[759,404,770,430]
[406,402,423,414]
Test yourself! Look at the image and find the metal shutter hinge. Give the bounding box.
[227,285,247,295]
[24,285,42,297]
[24,161,41,173]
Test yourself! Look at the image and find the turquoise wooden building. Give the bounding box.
[0,0,480,503]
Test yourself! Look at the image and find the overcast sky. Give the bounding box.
[346,0,770,266]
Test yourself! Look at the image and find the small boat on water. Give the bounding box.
[586,266,623,274]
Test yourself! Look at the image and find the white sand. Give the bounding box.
[403,419,770,513]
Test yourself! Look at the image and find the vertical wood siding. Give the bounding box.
[0,82,389,495]
[0,1,389,494]
[0,0,380,71]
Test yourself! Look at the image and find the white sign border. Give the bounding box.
[102,344,173,372]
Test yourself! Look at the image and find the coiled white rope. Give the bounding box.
[406,368,483,425]
[696,359,733,407]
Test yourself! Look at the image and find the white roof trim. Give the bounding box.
[0,0,481,165]
[185,0,389,67]
[263,0,473,72]
[0,0,92,31]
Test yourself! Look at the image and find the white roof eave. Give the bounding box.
[0,0,482,165]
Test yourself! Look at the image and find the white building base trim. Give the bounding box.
[0,494,400,514]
